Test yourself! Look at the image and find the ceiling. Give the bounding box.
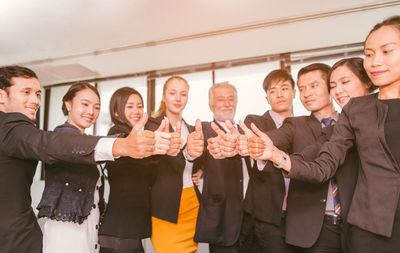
[1,0,399,84]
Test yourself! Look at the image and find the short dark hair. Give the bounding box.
[110,86,144,128]
[328,57,377,93]
[297,63,331,89]
[367,15,400,40]
[263,69,295,93]
[61,82,100,116]
[0,65,38,93]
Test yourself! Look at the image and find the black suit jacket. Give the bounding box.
[242,111,287,226]
[0,112,100,253]
[194,121,244,246]
[289,94,400,238]
[264,114,330,248]
[150,116,196,223]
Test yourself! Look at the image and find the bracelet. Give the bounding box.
[273,151,287,169]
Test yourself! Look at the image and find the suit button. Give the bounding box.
[320,198,327,203]
[65,182,69,186]
[93,204,96,209]
[239,179,243,183]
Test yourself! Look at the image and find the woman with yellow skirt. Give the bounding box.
[151,76,199,252]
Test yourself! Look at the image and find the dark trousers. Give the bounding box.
[291,222,342,253]
[210,242,240,253]
[253,215,293,253]
[348,198,400,253]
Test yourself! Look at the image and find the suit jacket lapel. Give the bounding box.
[307,113,322,140]
[262,111,278,129]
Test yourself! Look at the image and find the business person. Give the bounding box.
[0,65,156,253]
[189,82,247,252]
[37,82,104,253]
[150,76,199,253]
[240,69,296,253]
[99,87,174,253]
[249,16,400,253]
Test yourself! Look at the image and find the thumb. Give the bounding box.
[225,120,239,135]
[175,120,182,134]
[133,113,148,131]
[250,122,265,138]
[163,117,170,133]
[211,122,224,137]
[239,120,254,138]
[156,119,166,132]
[195,119,202,134]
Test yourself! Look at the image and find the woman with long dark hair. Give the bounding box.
[99,87,161,253]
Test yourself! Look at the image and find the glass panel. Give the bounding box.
[47,85,71,131]
[96,76,147,136]
[214,61,280,122]
[155,71,213,126]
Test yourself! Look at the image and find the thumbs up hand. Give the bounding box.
[153,117,171,155]
[237,120,256,157]
[113,113,155,159]
[248,123,274,160]
[187,119,204,158]
[167,120,183,156]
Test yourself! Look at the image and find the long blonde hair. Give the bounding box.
[153,75,189,118]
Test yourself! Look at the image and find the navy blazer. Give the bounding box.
[37,122,104,224]
[0,112,100,253]
[289,94,400,238]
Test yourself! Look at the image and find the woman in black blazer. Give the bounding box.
[150,76,200,253]
[251,16,400,253]
[99,87,165,253]
[37,82,104,253]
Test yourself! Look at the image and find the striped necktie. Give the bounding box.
[321,117,342,216]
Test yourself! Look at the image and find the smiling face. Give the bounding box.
[124,93,143,127]
[209,85,237,122]
[364,25,400,89]
[0,77,41,121]
[298,70,332,114]
[163,78,189,116]
[65,88,100,133]
[329,65,370,108]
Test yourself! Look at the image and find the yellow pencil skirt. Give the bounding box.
[151,187,199,253]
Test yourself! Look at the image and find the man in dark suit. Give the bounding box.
[188,82,247,253]
[0,65,159,253]
[239,69,296,253]
[253,63,342,253]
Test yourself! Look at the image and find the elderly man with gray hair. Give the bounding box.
[187,82,251,252]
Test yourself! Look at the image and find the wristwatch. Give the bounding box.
[274,151,287,169]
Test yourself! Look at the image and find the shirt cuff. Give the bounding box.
[94,137,119,162]
[256,159,267,171]
[183,146,196,162]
